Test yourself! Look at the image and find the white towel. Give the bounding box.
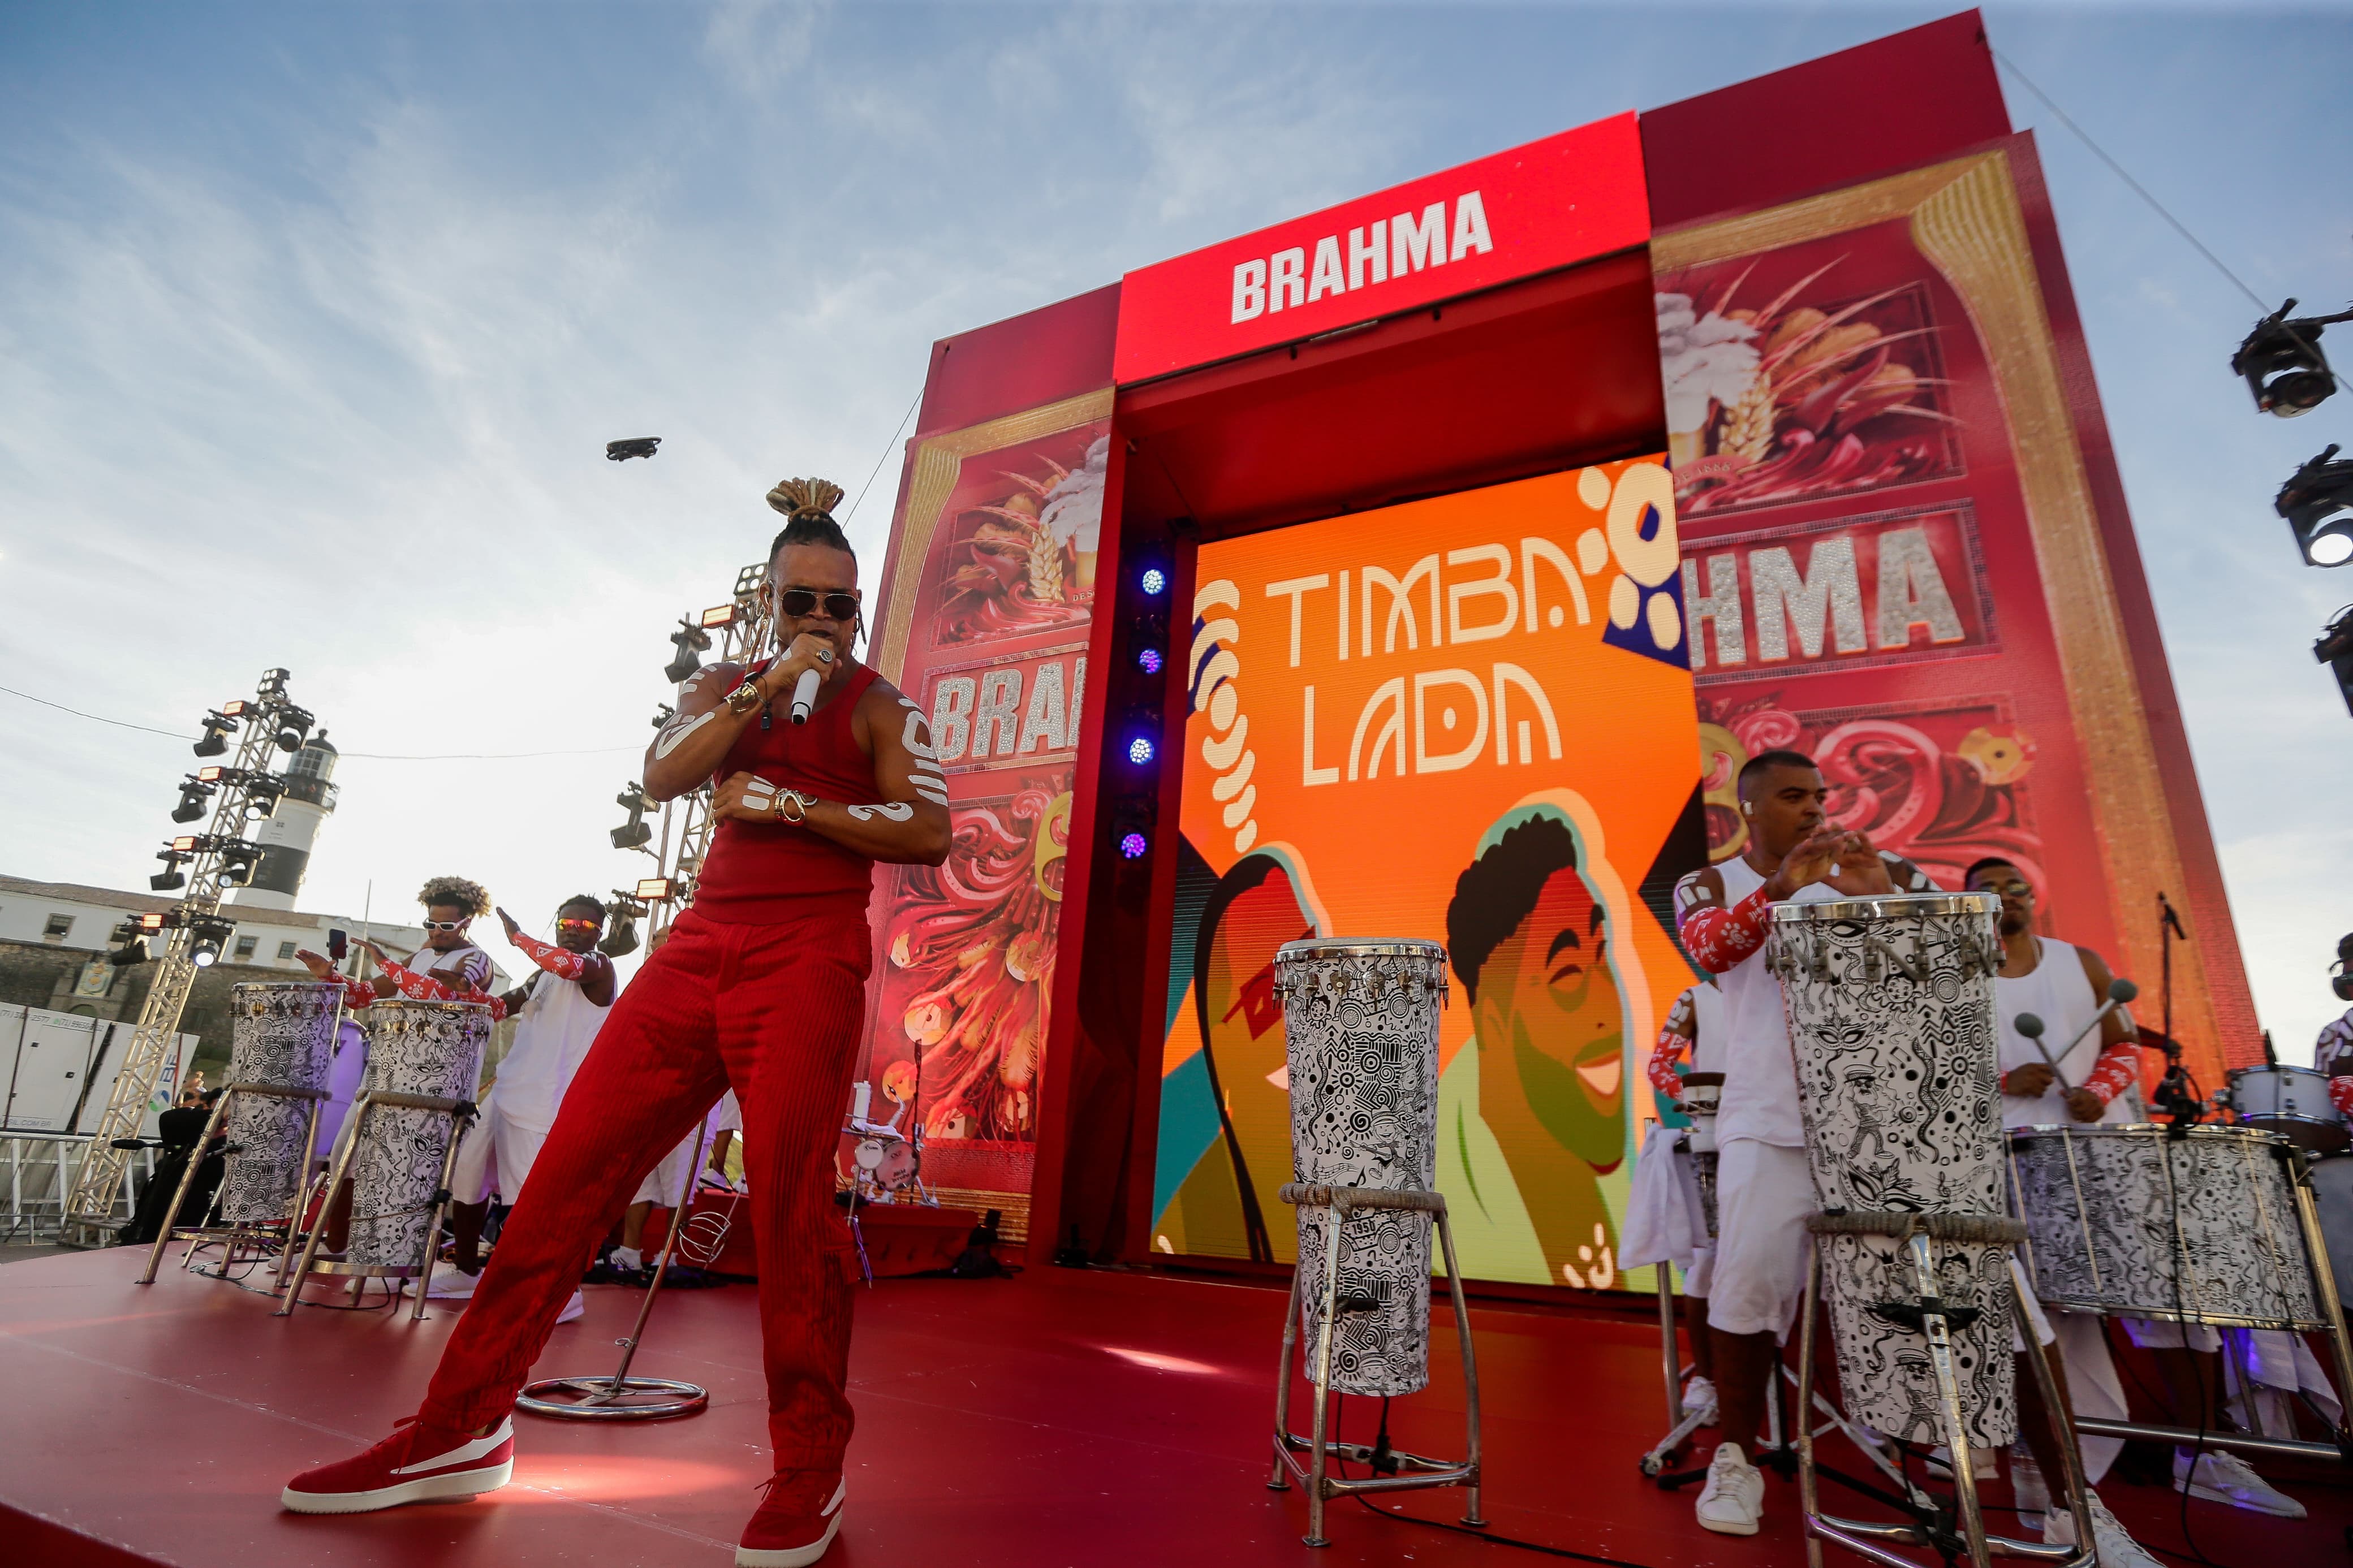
[1621,1122,1710,1276]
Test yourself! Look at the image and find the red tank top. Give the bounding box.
[690,659,881,924]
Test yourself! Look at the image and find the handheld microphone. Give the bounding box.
[790,667,822,726]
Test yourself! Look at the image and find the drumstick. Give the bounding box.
[2014,980,2139,1094]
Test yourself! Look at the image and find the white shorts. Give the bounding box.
[1707,1139,1816,1341]
[449,1100,550,1207]
[1708,1138,2053,1349]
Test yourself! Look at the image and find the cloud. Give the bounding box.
[703,0,826,97]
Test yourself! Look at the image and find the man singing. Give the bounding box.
[417,897,618,1321]
[282,479,950,1568]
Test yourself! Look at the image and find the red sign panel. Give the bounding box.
[1113,112,1650,386]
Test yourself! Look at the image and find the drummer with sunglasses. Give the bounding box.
[283,479,950,1568]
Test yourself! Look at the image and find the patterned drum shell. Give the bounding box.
[2008,1124,2322,1329]
[1768,892,2017,1447]
[2221,1065,2350,1155]
[216,983,341,1224]
[1274,938,1447,1399]
[346,999,492,1268]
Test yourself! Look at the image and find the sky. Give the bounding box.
[1,2,2348,1057]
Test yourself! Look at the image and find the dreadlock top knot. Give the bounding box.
[767,477,846,523]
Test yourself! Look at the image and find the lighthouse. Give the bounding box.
[234,731,339,910]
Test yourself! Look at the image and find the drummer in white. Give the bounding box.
[420,898,618,1322]
[1671,750,1938,1537]
[1973,859,2313,1521]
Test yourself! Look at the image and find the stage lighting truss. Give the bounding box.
[612,781,656,851]
[2278,443,2353,568]
[2235,299,2352,418]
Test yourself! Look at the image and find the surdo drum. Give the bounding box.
[2220,1064,2350,1155]
[216,982,341,1223]
[2009,1123,2324,1330]
[344,999,491,1268]
[1767,892,2018,1448]
[1273,939,1447,1399]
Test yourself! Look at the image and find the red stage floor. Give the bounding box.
[2,1247,2343,1566]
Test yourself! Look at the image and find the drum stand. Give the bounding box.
[134,1081,328,1288]
[2067,1146,2353,1466]
[1795,1213,2096,1568]
[516,1122,733,1420]
[275,1088,476,1320]
[1266,1182,1483,1548]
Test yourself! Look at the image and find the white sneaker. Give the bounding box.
[610,1246,643,1272]
[1695,1441,1764,1536]
[2043,1491,2162,1568]
[2174,1448,2305,1519]
[1681,1375,1719,1423]
[555,1289,585,1325]
[398,1271,481,1299]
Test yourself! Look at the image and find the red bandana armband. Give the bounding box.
[509,929,588,982]
[1675,880,1772,974]
[2080,1038,2142,1107]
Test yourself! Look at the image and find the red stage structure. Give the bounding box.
[851,11,2256,1287]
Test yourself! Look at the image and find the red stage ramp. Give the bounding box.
[4,1249,2341,1567]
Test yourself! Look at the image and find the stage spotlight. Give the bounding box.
[611,783,653,850]
[1108,797,1157,861]
[2234,299,2350,418]
[217,843,260,887]
[600,893,649,957]
[2317,607,2353,718]
[171,780,213,823]
[699,603,738,629]
[274,709,313,751]
[665,617,713,684]
[1119,829,1149,859]
[1127,735,1156,766]
[186,916,234,968]
[191,935,222,967]
[1136,647,1165,675]
[258,669,291,698]
[150,852,187,892]
[2278,444,2353,567]
[607,437,662,462]
[109,923,149,966]
[139,911,171,932]
[635,876,677,902]
[193,713,232,758]
[1139,565,1168,597]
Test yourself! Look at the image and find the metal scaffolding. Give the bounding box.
[60,670,318,1247]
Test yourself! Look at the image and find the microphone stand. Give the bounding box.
[2152,893,2199,1139]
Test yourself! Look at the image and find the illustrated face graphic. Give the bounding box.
[1479,865,1624,1167]
[1204,871,1311,1095]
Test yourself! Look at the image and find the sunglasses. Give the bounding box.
[557,918,601,932]
[422,918,468,932]
[775,587,862,621]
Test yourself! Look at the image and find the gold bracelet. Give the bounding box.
[773,789,812,824]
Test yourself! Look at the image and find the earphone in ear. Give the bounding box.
[1741,801,1754,817]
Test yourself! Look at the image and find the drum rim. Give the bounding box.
[2023,1297,2329,1333]
[367,996,496,1014]
[2226,1063,2330,1079]
[1768,891,1998,922]
[230,979,346,994]
[2006,1120,2294,1147]
[1274,938,1446,961]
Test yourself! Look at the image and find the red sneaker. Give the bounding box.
[281,1414,514,1514]
[736,1470,845,1567]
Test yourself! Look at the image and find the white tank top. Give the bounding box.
[490,966,612,1131]
[1994,938,2134,1129]
[1688,981,1727,1077]
[1712,856,1846,1148]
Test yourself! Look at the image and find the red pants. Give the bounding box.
[420,905,871,1470]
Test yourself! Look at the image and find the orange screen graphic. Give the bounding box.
[1153,458,1703,1290]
